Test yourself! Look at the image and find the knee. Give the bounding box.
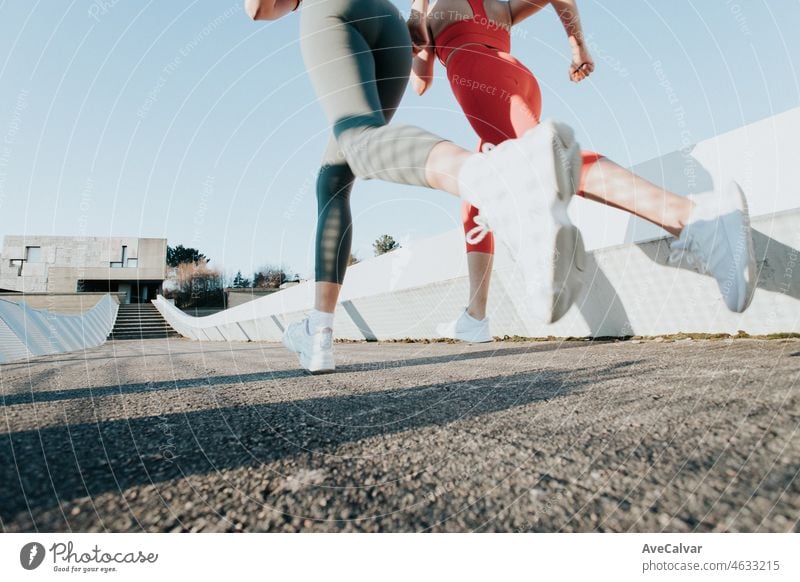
[578,151,604,196]
[334,123,381,174]
[317,163,355,206]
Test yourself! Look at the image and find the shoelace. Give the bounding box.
[465,213,492,245]
[669,234,709,274]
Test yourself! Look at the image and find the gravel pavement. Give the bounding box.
[1,337,798,532]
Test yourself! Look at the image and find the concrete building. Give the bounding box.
[0,236,167,304]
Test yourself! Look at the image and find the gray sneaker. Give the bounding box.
[669,181,757,313]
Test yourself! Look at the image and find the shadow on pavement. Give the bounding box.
[1,342,592,406]
[576,253,633,337]
[0,359,641,525]
[0,344,279,368]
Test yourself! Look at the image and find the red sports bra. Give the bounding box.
[433,0,511,66]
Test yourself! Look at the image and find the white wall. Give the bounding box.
[154,110,800,341]
[569,107,800,251]
[0,294,118,364]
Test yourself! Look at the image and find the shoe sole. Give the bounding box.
[456,334,493,343]
[551,121,583,206]
[282,330,336,374]
[729,181,757,313]
[551,224,587,322]
[551,123,587,321]
[297,346,336,375]
[300,353,336,375]
[435,323,493,344]
[524,121,586,323]
[451,330,493,343]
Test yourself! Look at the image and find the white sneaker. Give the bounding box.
[459,119,586,324]
[282,318,335,374]
[669,181,757,313]
[436,310,493,343]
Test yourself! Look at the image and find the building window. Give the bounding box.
[126,258,138,268]
[25,246,41,263]
[110,245,131,268]
[10,259,23,276]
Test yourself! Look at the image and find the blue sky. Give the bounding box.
[0,0,798,280]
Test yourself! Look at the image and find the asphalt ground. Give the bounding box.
[1,337,798,532]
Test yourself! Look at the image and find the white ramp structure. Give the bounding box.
[0,295,118,364]
[155,109,800,341]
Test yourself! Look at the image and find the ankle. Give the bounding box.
[309,309,334,333]
[466,306,486,321]
[668,198,697,237]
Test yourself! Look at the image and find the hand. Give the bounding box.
[407,7,430,55]
[411,50,434,96]
[411,69,431,96]
[569,35,594,83]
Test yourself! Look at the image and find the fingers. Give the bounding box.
[410,32,430,55]
[570,62,594,83]
[407,19,429,56]
[411,40,428,56]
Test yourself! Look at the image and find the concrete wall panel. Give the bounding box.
[0,295,118,363]
[155,207,799,343]
[152,111,800,342]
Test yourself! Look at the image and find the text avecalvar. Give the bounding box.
[642,544,702,554]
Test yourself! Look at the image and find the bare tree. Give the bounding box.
[253,265,290,289]
[164,258,224,308]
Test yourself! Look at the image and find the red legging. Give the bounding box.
[446,45,603,254]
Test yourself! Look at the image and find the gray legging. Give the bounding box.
[300,0,445,284]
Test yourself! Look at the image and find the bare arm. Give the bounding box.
[409,0,434,94]
[510,0,593,82]
[412,0,431,15]
[548,0,585,41]
[547,0,594,82]
[508,0,549,25]
[408,0,432,53]
[411,47,435,95]
[244,0,299,21]
[510,0,581,35]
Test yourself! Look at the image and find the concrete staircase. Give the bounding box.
[108,303,179,341]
